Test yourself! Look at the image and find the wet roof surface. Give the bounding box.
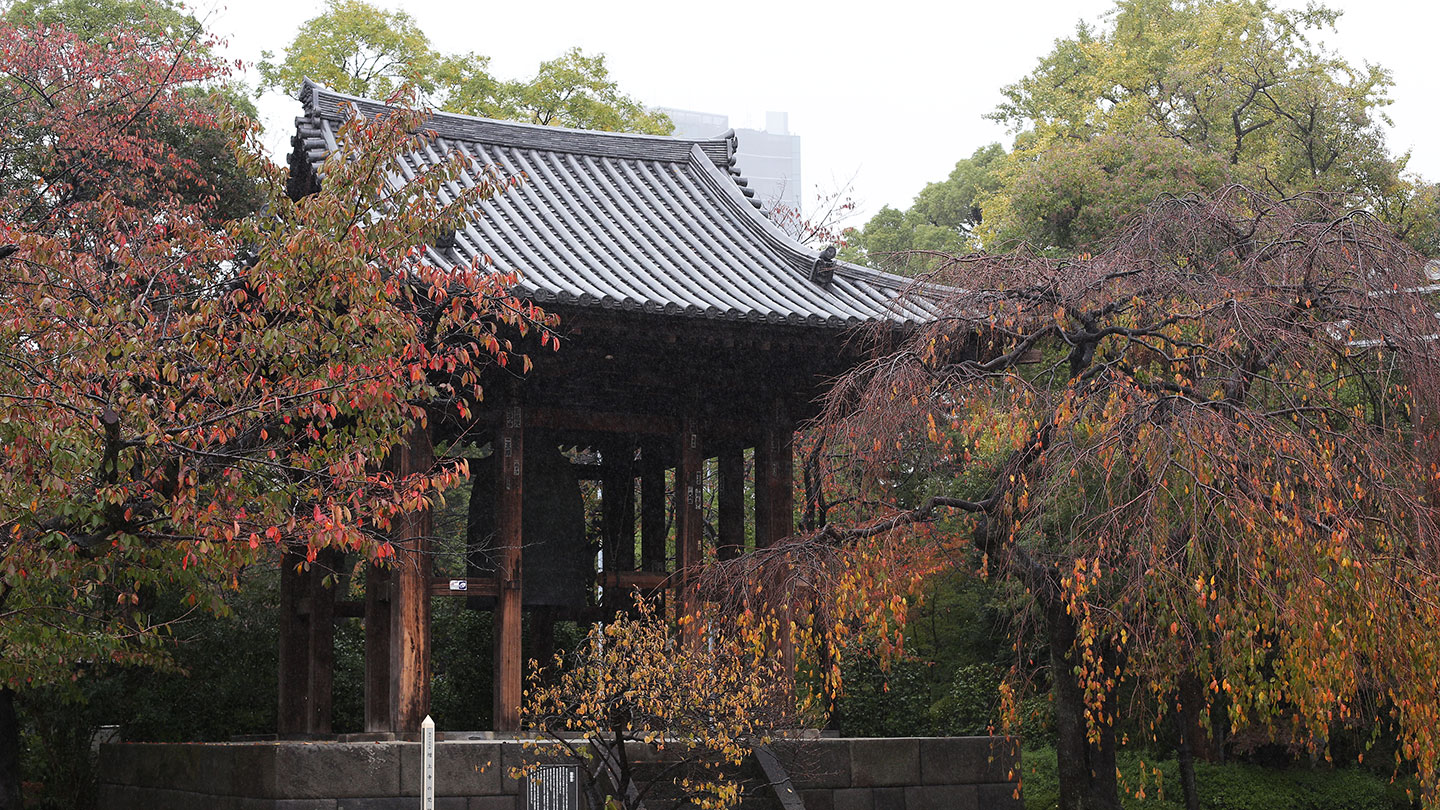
[293,82,936,328]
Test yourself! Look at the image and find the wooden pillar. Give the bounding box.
[675,420,703,626]
[639,441,667,573]
[363,561,393,733]
[393,424,434,733]
[307,549,337,735]
[363,423,433,735]
[279,547,338,736]
[277,546,310,736]
[757,414,794,548]
[493,404,524,732]
[602,440,637,572]
[717,447,745,561]
[755,407,795,670]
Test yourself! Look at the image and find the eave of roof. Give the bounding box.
[291,81,938,329]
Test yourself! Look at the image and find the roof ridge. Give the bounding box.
[300,79,738,168]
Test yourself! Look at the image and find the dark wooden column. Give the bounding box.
[755,407,795,670]
[307,549,337,735]
[756,413,794,548]
[279,547,339,736]
[602,439,637,571]
[493,404,524,731]
[717,447,745,561]
[639,440,667,573]
[675,420,703,625]
[277,546,311,736]
[363,561,393,732]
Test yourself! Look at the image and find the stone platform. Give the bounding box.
[96,736,1022,810]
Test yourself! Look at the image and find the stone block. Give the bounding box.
[336,799,453,810]
[906,784,979,810]
[400,741,505,797]
[799,788,834,810]
[469,796,521,810]
[832,788,874,810]
[274,742,403,799]
[230,743,282,798]
[848,739,920,788]
[871,786,905,810]
[500,742,527,795]
[273,800,340,810]
[919,738,1018,785]
[771,739,851,790]
[976,782,1024,809]
[96,784,140,810]
[97,743,140,787]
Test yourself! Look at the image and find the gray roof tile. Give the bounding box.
[292,81,936,328]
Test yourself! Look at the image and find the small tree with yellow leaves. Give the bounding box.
[518,600,791,810]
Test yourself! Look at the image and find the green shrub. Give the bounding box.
[1021,747,1416,810]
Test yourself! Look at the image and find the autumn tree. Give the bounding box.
[519,601,791,810]
[0,15,549,806]
[800,188,1440,810]
[259,0,671,134]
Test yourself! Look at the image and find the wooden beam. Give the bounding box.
[527,406,678,437]
[676,419,703,629]
[598,570,673,591]
[493,403,524,732]
[718,448,745,561]
[428,576,499,598]
[390,424,434,734]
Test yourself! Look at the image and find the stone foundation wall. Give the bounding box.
[771,737,1022,810]
[96,736,1021,810]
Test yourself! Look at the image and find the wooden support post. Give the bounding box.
[493,404,524,732]
[391,424,434,734]
[717,448,745,561]
[675,420,703,628]
[363,561,393,733]
[755,408,796,672]
[307,549,338,735]
[756,416,794,548]
[602,440,637,572]
[639,441,667,573]
[277,546,310,736]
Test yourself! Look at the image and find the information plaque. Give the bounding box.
[528,764,580,810]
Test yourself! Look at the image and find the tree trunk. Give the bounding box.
[0,687,22,810]
[1176,714,1200,810]
[1047,599,1120,810]
[1176,674,1207,810]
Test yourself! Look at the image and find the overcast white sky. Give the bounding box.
[202,0,1439,227]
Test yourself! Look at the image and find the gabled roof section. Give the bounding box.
[290,81,935,328]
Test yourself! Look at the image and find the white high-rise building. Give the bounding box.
[660,107,802,215]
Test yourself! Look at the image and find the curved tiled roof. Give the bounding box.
[291,81,936,328]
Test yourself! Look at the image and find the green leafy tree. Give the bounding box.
[260,0,670,134]
[257,0,501,115]
[845,143,1005,271]
[855,0,1436,259]
[501,48,671,134]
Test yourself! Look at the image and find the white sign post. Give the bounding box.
[421,715,435,810]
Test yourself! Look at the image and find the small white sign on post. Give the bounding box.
[421,715,435,810]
